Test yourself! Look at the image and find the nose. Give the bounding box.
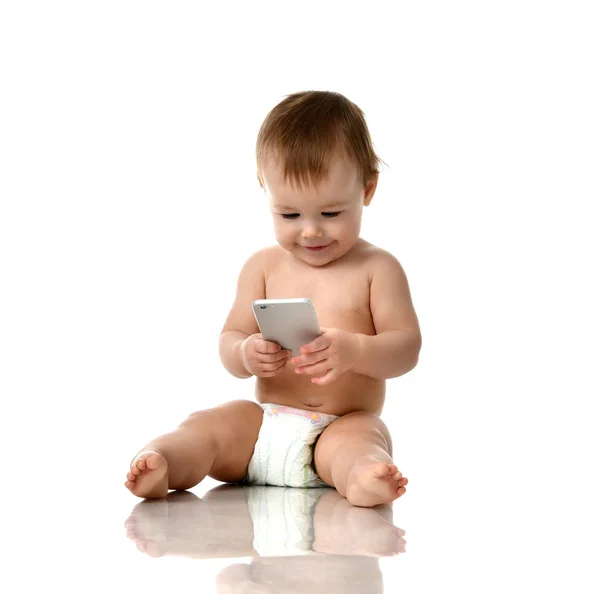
[300,220,324,239]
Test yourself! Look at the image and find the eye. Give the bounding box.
[280,211,341,220]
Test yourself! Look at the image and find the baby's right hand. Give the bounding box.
[240,333,291,377]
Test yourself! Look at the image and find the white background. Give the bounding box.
[1,1,599,592]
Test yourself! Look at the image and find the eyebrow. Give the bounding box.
[274,202,348,211]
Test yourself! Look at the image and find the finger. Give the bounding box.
[300,333,331,355]
[262,350,291,363]
[257,340,283,354]
[291,351,327,367]
[310,368,338,385]
[262,358,289,371]
[262,358,289,376]
[295,359,329,375]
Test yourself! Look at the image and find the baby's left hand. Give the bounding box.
[291,328,361,386]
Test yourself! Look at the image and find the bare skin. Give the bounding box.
[126,156,421,507]
[125,453,168,500]
[126,243,411,506]
[256,240,387,415]
[125,399,264,500]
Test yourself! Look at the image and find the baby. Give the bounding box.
[125,90,421,507]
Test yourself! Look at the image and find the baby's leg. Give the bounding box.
[125,399,263,499]
[314,412,408,508]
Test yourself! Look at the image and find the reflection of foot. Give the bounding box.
[124,488,257,559]
[346,456,408,507]
[124,451,168,499]
[344,506,406,556]
[124,499,168,557]
[313,490,406,557]
[124,484,406,562]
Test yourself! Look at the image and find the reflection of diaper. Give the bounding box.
[244,486,329,555]
[246,403,339,488]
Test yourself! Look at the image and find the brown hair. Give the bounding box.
[256,90,386,191]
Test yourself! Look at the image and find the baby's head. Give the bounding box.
[256,91,385,266]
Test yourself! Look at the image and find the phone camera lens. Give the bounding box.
[260,305,267,309]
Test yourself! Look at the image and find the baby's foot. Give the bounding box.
[345,456,408,508]
[125,451,168,499]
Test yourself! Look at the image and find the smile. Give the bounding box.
[303,244,330,251]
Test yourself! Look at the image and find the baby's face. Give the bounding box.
[261,155,377,267]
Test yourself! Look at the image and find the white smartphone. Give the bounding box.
[252,298,321,357]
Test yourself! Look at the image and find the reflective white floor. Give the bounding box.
[125,484,401,591]
[7,446,598,594]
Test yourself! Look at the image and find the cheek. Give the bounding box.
[273,221,294,241]
[337,221,359,240]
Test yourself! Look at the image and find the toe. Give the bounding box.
[397,486,406,497]
[131,466,141,476]
[389,464,398,474]
[136,458,147,471]
[145,454,161,470]
[372,461,390,478]
[127,472,136,481]
[125,480,135,490]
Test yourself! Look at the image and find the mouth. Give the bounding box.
[303,244,331,251]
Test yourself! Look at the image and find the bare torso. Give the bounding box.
[256,238,385,417]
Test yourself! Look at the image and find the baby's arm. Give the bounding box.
[353,251,421,380]
[219,331,252,378]
[219,250,268,378]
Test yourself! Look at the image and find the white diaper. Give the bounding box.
[245,403,339,488]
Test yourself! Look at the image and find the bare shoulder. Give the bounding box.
[260,243,290,276]
[364,242,420,336]
[244,248,269,266]
[220,246,274,335]
[240,244,281,274]
[358,241,407,282]
[261,244,285,263]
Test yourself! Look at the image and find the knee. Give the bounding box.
[220,399,264,414]
[201,399,263,446]
[184,400,261,423]
[343,410,381,424]
[340,411,387,432]
[211,399,264,430]
[330,411,392,451]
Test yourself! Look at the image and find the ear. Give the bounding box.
[363,173,379,207]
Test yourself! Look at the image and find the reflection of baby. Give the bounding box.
[216,556,384,594]
[124,485,405,560]
[125,90,421,507]
[125,488,256,559]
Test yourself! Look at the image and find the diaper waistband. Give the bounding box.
[260,403,339,427]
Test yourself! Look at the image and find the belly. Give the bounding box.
[255,359,385,416]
